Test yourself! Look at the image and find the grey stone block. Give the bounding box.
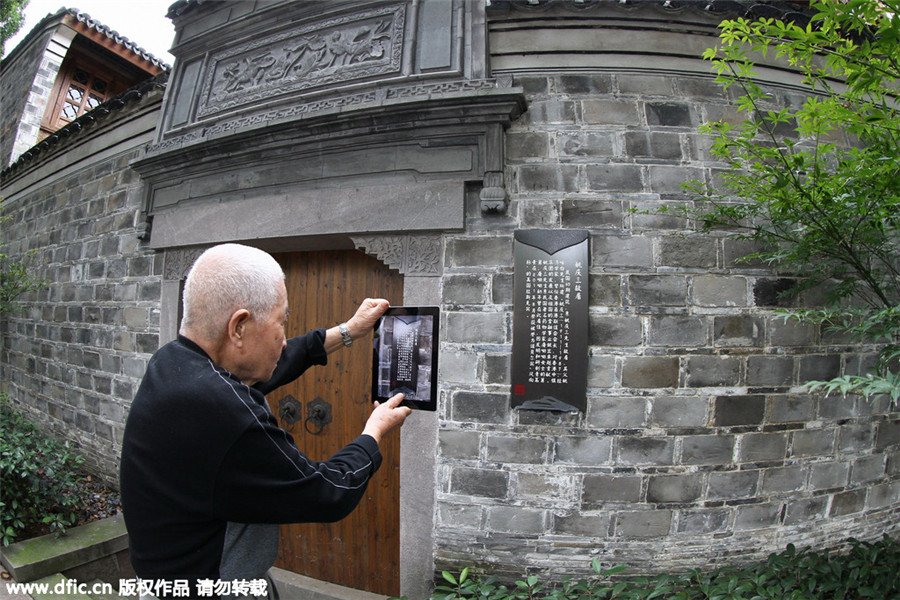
[446,236,513,268]
[648,315,707,347]
[558,74,614,95]
[715,395,765,427]
[561,198,623,229]
[739,433,788,462]
[798,355,841,383]
[692,275,748,307]
[647,473,702,503]
[734,503,781,530]
[658,236,717,269]
[681,435,735,466]
[624,131,682,161]
[708,470,758,500]
[644,102,694,127]
[441,350,480,384]
[650,396,709,428]
[592,234,653,268]
[439,503,483,529]
[830,489,866,517]
[486,434,546,463]
[676,508,730,534]
[850,455,886,484]
[488,506,545,534]
[581,99,640,125]
[445,311,507,344]
[628,275,688,306]
[518,198,560,228]
[768,316,817,347]
[769,396,816,424]
[747,356,794,386]
[555,435,612,465]
[518,164,579,193]
[617,436,675,466]
[617,74,674,96]
[450,467,509,498]
[517,473,575,500]
[753,278,797,307]
[558,132,615,158]
[686,356,741,387]
[586,396,647,428]
[443,274,488,305]
[506,131,551,160]
[647,165,705,195]
[483,353,511,385]
[439,429,481,460]
[582,474,642,503]
[783,496,827,525]
[714,315,764,347]
[876,420,900,450]
[790,429,835,458]
[589,274,622,307]
[615,510,672,538]
[450,391,510,424]
[590,315,642,346]
[492,273,513,306]
[761,466,806,494]
[587,354,616,388]
[525,99,577,125]
[554,513,611,537]
[585,163,644,193]
[809,462,849,491]
[622,356,679,389]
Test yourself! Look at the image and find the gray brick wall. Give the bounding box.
[434,68,900,579]
[0,96,162,479]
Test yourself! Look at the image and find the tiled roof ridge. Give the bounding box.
[66,8,171,70]
[1,71,170,180]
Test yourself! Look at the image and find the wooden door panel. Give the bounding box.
[268,251,403,596]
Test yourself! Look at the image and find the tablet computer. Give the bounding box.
[372,306,439,411]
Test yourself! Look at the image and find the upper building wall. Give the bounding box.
[0,8,168,169]
[133,0,525,251]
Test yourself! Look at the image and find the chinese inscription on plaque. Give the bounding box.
[512,230,589,412]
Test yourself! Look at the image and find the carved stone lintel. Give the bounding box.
[352,235,442,276]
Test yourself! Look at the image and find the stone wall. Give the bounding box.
[0,89,164,479]
[432,48,900,585]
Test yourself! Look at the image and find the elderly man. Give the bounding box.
[120,243,411,599]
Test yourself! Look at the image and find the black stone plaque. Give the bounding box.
[511,230,589,412]
[372,306,439,411]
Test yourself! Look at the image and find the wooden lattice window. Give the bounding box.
[59,67,109,122]
[43,61,119,135]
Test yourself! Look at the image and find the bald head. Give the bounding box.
[180,244,285,342]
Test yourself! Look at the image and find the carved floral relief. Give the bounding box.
[197,4,405,119]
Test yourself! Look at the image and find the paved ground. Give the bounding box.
[1,571,33,600]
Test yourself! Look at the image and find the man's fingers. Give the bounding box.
[386,393,405,407]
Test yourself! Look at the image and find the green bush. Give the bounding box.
[0,397,87,545]
[406,536,900,600]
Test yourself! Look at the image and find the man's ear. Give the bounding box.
[227,309,252,346]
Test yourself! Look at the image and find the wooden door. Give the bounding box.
[267,250,403,596]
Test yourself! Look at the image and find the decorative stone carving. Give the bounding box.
[197,4,405,119]
[480,123,508,213]
[352,235,443,276]
[163,246,206,281]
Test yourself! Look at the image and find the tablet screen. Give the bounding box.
[372,306,439,411]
